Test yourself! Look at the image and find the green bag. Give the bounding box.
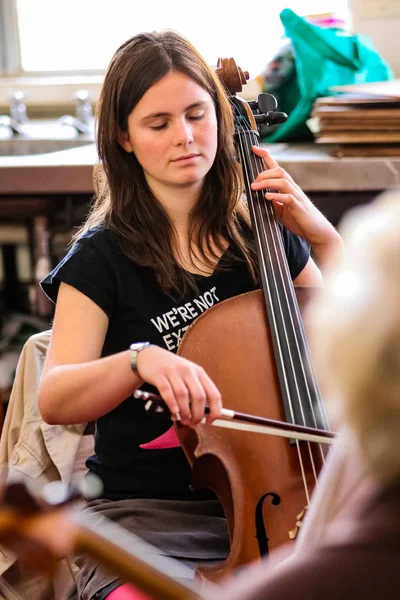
[264,8,394,142]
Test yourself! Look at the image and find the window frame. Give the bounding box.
[0,0,106,77]
[0,0,106,109]
[0,0,21,76]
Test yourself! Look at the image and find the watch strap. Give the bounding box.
[130,342,151,374]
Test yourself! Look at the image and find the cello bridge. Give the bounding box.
[288,506,308,540]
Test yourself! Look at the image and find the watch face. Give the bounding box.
[130,342,148,351]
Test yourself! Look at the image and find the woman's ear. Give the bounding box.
[117,130,134,153]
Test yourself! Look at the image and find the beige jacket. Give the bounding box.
[0,329,91,574]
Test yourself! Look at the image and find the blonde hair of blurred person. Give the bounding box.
[307,187,400,486]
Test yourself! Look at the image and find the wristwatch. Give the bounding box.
[130,342,152,374]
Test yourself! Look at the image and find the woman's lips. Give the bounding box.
[172,153,200,162]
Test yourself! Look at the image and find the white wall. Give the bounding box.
[349,0,400,76]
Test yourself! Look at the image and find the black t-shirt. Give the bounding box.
[41,226,310,500]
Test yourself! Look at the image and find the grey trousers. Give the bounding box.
[69,497,230,600]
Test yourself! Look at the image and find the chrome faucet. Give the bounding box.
[0,91,27,136]
[59,90,93,135]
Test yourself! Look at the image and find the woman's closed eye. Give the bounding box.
[150,112,205,131]
[187,112,204,121]
[150,123,168,131]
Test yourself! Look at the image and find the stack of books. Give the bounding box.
[309,80,400,157]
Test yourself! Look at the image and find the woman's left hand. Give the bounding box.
[250,146,338,250]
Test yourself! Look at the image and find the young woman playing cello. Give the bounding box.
[38,30,341,600]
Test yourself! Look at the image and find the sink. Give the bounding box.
[0,138,93,156]
[0,118,95,156]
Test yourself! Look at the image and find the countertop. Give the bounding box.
[1,142,400,195]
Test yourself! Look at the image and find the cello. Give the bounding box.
[153,58,333,581]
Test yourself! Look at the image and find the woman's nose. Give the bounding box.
[173,120,194,145]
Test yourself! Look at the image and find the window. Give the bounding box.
[7,0,349,78]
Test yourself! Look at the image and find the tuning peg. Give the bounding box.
[257,93,278,113]
[254,111,288,126]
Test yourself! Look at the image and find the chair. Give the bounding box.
[0,329,94,599]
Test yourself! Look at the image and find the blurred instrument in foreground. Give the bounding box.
[0,480,203,600]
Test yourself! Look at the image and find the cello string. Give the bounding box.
[235,122,312,497]
[242,131,325,473]
[254,157,326,471]
[244,137,323,486]
[242,132,326,468]
[250,143,329,463]
[245,139,330,434]
[308,441,319,482]
[238,125,328,433]
[235,126,297,423]
[236,121,321,488]
[243,131,320,492]
[236,124,300,421]
[243,131,312,425]
[237,124,306,423]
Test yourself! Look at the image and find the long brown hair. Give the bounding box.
[76,30,257,297]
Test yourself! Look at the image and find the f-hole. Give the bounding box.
[255,492,281,556]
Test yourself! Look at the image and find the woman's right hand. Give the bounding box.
[136,345,222,426]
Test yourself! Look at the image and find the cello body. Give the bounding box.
[177,288,325,580]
